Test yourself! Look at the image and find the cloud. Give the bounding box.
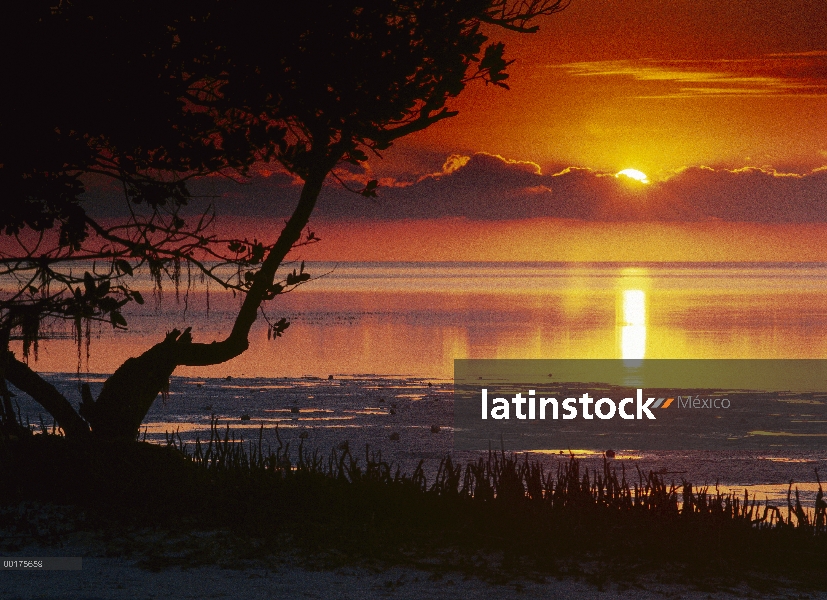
[655,166,827,222]
[556,55,827,98]
[310,153,827,223]
[85,152,827,225]
[316,153,562,220]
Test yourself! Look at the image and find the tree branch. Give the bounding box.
[5,354,89,438]
[370,108,458,149]
[175,158,335,366]
[481,0,570,33]
[80,328,189,439]
[80,153,339,440]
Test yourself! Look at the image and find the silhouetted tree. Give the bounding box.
[0,0,567,440]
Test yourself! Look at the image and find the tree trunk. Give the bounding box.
[9,160,335,441]
[78,328,190,439]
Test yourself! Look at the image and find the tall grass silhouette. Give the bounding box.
[2,418,826,585]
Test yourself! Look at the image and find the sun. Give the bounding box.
[616,169,649,184]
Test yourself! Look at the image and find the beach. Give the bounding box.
[9,262,827,506]
[11,370,827,509]
[6,262,827,597]
[0,506,815,600]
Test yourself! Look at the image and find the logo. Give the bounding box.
[481,388,678,421]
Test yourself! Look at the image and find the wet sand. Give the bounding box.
[0,533,803,600]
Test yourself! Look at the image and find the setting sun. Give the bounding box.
[616,169,649,183]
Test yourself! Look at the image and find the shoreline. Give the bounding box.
[8,372,827,507]
[0,505,813,600]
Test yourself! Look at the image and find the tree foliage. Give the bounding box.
[0,0,567,438]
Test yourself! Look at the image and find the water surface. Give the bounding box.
[14,261,827,378]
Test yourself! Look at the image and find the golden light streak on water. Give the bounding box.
[11,263,827,379]
[620,289,647,361]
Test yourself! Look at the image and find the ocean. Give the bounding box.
[8,261,827,507]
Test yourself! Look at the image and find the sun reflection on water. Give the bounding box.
[621,289,647,360]
[14,263,827,378]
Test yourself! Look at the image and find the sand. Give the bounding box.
[2,501,822,599]
[1,532,819,600]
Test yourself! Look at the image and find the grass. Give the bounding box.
[1,419,826,591]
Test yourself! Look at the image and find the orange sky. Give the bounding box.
[275,0,827,262]
[84,1,827,262]
[209,218,827,263]
[377,0,827,178]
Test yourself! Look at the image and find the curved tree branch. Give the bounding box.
[83,153,338,440]
[481,0,570,32]
[5,353,89,438]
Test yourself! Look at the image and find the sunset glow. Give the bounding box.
[8,5,827,588]
[397,1,827,177]
[115,0,827,265]
[616,169,649,183]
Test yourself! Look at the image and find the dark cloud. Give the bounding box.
[319,153,559,220]
[310,153,827,223]
[657,166,827,222]
[82,153,827,224]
